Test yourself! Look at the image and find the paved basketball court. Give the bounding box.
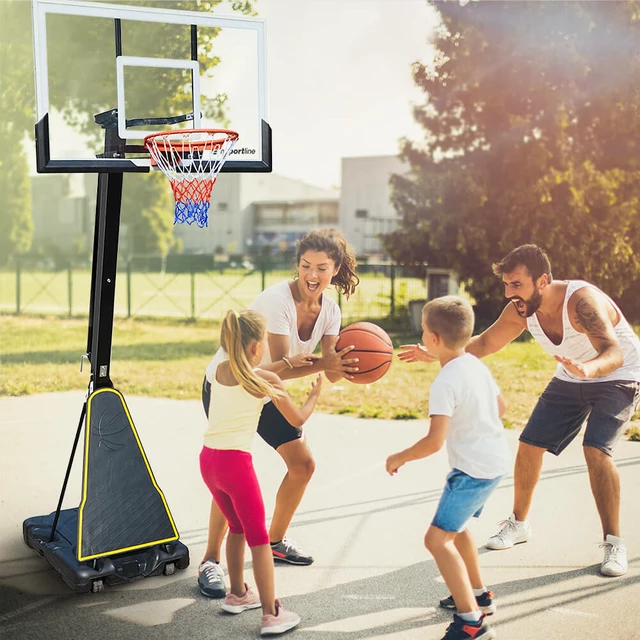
[1,391,639,639]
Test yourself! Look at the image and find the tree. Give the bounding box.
[385,1,640,324]
[0,1,35,265]
[0,0,256,262]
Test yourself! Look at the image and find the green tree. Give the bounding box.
[0,0,256,262]
[385,1,640,324]
[0,1,35,265]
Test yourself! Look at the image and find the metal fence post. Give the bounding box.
[16,255,21,315]
[261,262,266,291]
[390,263,396,318]
[68,263,73,317]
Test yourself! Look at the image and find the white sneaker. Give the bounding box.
[600,535,627,577]
[485,513,532,550]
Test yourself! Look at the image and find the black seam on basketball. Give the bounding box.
[348,349,393,355]
[338,327,393,347]
[353,361,392,375]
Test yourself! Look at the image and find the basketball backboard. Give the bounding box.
[31,0,271,173]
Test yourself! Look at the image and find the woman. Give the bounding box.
[198,228,360,598]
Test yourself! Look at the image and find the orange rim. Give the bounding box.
[143,128,239,153]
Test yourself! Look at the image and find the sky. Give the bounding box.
[247,0,440,188]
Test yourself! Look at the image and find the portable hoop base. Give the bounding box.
[144,129,238,227]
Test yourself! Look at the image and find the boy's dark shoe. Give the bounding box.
[439,590,496,615]
[441,613,496,640]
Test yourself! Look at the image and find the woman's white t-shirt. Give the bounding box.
[428,353,512,480]
[205,280,342,382]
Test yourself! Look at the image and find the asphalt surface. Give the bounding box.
[1,391,639,640]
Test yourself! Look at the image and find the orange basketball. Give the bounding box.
[335,322,393,384]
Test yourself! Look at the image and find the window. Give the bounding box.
[355,209,368,219]
[217,202,228,212]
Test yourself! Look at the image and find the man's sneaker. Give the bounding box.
[197,559,226,598]
[260,599,301,636]
[271,538,314,565]
[485,513,532,550]
[221,583,262,614]
[600,534,628,577]
[439,590,496,615]
[441,613,496,640]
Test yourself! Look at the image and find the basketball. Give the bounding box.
[335,322,393,384]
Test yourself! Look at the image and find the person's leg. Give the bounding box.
[425,526,477,616]
[454,528,484,590]
[250,544,276,616]
[512,441,546,521]
[584,445,620,538]
[270,438,315,542]
[225,532,247,597]
[202,500,229,564]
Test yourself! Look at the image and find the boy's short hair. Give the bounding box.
[422,296,474,349]
[491,244,553,283]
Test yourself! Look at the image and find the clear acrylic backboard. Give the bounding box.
[31,0,271,173]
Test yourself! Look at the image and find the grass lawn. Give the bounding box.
[1,314,638,432]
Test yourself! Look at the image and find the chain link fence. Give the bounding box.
[0,255,437,329]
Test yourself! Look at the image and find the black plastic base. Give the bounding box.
[23,508,189,593]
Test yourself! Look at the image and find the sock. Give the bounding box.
[473,587,487,597]
[605,534,625,546]
[270,540,282,547]
[458,610,482,623]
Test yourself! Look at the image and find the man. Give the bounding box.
[399,244,640,576]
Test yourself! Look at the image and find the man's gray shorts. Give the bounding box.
[520,377,640,457]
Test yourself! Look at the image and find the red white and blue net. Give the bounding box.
[144,129,238,228]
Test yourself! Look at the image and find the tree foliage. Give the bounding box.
[385,0,640,324]
[0,0,255,261]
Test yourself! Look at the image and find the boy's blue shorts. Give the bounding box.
[432,469,504,533]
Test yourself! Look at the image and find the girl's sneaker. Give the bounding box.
[260,599,301,636]
[221,583,261,614]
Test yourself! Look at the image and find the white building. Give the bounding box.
[338,155,409,257]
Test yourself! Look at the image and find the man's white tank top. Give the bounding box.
[526,280,640,384]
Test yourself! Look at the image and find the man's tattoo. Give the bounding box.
[575,298,609,340]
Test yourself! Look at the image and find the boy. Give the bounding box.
[386,296,511,640]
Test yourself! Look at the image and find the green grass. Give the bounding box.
[1,314,638,432]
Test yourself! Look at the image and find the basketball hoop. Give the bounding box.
[143,129,239,228]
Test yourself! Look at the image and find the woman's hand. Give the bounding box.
[321,345,359,379]
[397,344,438,364]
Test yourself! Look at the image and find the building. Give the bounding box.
[170,173,338,257]
[338,155,409,257]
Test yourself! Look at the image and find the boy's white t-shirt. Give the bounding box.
[428,353,511,480]
[205,280,341,382]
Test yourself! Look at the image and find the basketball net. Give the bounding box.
[144,129,239,228]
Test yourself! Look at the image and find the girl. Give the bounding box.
[201,309,322,636]
[199,228,360,597]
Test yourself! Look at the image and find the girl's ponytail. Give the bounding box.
[220,309,282,400]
